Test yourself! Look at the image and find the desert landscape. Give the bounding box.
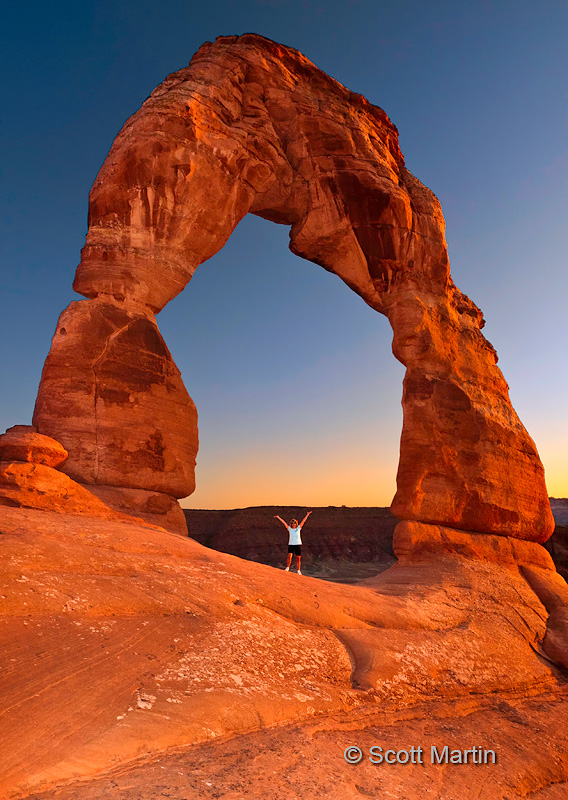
[1,30,567,800]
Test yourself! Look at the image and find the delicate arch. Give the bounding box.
[33,34,553,540]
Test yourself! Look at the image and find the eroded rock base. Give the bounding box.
[0,423,186,534]
[84,484,188,535]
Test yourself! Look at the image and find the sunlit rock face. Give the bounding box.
[0,425,68,467]
[34,298,197,498]
[34,33,553,540]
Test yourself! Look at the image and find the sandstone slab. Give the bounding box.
[0,461,151,527]
[24,695,568,800]
[393,519,555,570]
[85,484,188,535]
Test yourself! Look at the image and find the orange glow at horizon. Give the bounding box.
[181,449,400,510]
[181,440,567,511]
[538,445,568,500]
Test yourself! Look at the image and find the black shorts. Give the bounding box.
[288,544,302,555]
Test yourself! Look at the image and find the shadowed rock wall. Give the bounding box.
[32,33,553,541]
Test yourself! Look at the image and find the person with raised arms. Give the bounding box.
[273,511,313,575]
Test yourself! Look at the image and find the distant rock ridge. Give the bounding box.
[184,505,398,567]
[550,497,568,526]
[184,502,568,579]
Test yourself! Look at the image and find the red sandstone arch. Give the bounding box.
[33,34,553,540]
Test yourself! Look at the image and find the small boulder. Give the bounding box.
[0,426,68,468]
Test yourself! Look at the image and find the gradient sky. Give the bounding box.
[1,1,567,508]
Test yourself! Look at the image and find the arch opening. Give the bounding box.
[157,212,405,511]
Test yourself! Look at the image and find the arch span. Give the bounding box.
[33,34,553,540]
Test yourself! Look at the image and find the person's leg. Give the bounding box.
[285,551,292,571]
[296,553,302,574]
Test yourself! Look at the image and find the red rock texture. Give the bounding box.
[0,461,159,527]
[388,293,554,539]
[31,33,553,539]
[393,520,568,671]
[27,697,568,800]
[393,519,556,570]
[86,483,187,535]
[1,506,567,799]
[0,421,187,530]
[0,425,68,467]
[34,298,197,498]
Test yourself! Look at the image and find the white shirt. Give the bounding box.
[287,525,302,545]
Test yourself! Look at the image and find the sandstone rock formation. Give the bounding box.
[31,299,196,533]
[34,299,197,497]
[1,507,567,799]
[0,424,185,531]
[0,425,68,467]
[0,460,126,518]
[30,33,553,540]
[2,36,565,799]
[85,483,188,535]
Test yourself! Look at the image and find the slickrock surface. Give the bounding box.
[0,425,68,467]
[32,33,553,541]
[24,697,568,800]
[1,505,567,800]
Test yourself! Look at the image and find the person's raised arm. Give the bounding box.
[273,515,288,528]
[299,510,313,528]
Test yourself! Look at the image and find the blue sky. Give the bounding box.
[1,0,567,507]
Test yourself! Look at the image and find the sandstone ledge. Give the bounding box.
[393,520,555,570]
[85,484,187,535]
[0,462,154,529]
